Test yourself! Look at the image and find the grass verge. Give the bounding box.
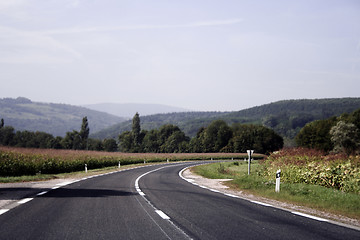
[192,161,360,220]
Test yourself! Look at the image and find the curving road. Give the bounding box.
[0,162,358,239]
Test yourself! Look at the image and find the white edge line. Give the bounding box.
[251,200,272,207]
[292,211,329,222]
[18,198,33,204]
[178,165,333,224]
[156,210,170,220]
[224,193,238,198]
[0,209,9,215]
[36,191,48,196]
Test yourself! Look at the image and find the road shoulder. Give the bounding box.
[182,168,360,229]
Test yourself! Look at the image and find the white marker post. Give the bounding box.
[275,169,281,192]
[85,164,88,173]
[118,161,121,168]
[247,150,254,175]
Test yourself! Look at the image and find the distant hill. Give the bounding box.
[83,103,190,118]
[0,97,126,137]
[91,98,360,146]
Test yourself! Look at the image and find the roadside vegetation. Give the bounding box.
[192,148,360,219]
[0,146,264,181]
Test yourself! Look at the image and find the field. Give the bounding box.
[0,146,264,181]
[192,148,360,220]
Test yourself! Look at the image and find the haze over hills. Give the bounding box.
[0,97,126,137]
[82,103,191,118]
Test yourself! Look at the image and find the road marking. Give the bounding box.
[209,189,221,193]
[251,200,272,207]
[224,193,238,198]
[135,166,169,196]
[36,191,48,196]
[292,211,328,222]
[18,198,33,204]
[0,209,9,215]
[155,210,170,220]
[56,181,74,186]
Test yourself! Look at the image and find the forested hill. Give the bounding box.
[91,98,360,145]
[0,97,126,137]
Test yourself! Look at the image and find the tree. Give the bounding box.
[118,131,134,152]
[202,120,232,152]
[226,124,283,154]
[61,130,82,150]
[160,130,189,153]
[79,116,90,150]
[142,129,160,153]
[132,112,141,146]
[103,138,118,152]
[330,121,360,155]
[0,126,15,146]
[295,117,337,152]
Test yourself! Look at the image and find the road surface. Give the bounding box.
[0,162,358,239]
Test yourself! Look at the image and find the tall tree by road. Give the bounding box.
[132,112,141,147]
[80,116,90,150]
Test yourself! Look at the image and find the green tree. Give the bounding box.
[142,129,160,153]
[202,120,232,152]
[132,112,141,146]
[226,124,283,154]
[62,130,82,150]
[118,131,134,152]
[103,138,118,152]
[160,130,189,153]
[88,138,103,151]
[295,117,337,152]
[330,121,360,155]
[0,126,15,146]
[79,116,90,150]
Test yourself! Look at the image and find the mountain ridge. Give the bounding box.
[0,97,126,137]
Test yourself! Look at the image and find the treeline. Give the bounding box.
[295,108,360,155]
[92,98,360,146]
[118,113,284,154]
[0,117,118,152]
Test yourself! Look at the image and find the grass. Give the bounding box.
[192,161,360,220]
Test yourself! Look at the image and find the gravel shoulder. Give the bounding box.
[182,168,360,229]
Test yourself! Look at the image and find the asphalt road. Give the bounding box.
[0,162,359,239]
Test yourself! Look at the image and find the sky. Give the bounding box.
[0,0,359,112]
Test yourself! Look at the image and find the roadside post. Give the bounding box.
[247,150,254,175]
[85,164,88,173]
[275,169,281,192]
[118,161,121,168]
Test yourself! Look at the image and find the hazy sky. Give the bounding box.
[1,0,359,111]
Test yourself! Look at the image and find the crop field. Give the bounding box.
[262,148,360,194]
[0,146,264,178]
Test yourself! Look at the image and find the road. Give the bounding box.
[0,162,358,239]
